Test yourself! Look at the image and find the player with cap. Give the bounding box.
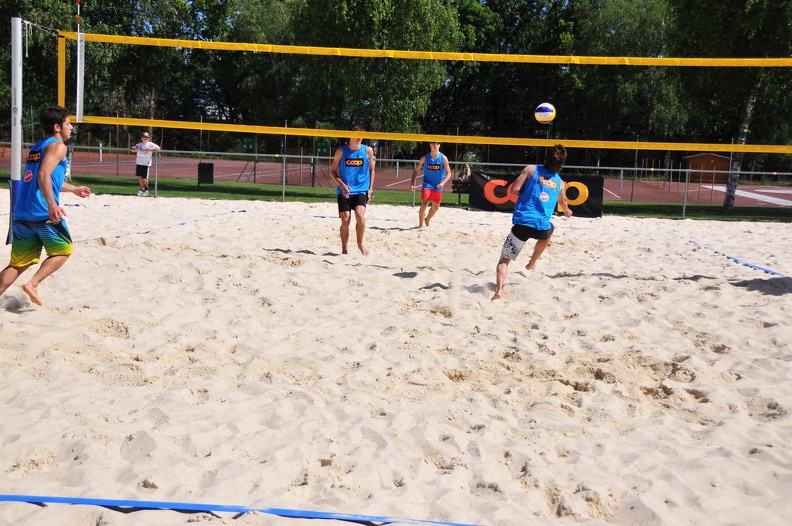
[131,131,160,196]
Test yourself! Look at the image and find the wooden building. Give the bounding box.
[684,153,731,183]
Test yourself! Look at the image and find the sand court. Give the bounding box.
[1,190,790,525]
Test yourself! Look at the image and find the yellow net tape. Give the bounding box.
[58,31,792,67]
[77,116,792,154]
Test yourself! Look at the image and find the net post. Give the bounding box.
[58,34,66,107]
[10,17,22,182]
[76,32,85,123]
[8,17,24,245]
[281,155,287,203]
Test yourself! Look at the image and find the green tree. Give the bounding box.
[289,0,462,154]
[567,0,683,166]
[115,1,207,119]
[420,0,498,161]
[668,0,792,211]
[215,0,294,152]
[0,0,75,142]
[424,1,577,163]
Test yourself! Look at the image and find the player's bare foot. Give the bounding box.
[491,291,502,301]
[525,261,538,270]
[358,243,369,257]
[22,282,42,306]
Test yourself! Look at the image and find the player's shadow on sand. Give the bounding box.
[731,276,792,296]
[420,282,451,291]
[1,297,33,313]
[550,271,657,280]
[264,248,317,255]
[264,247,358,259]
[393,271,450,290]
[369,225,416,232]
[672,274,718,282]
[467,283,492,295]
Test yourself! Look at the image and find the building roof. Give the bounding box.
[683,153,731,160]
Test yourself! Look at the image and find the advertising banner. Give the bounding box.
[468,171,603,218]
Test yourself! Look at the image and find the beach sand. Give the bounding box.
[1,190,790,525]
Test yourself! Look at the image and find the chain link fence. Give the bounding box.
[2,144,790,220]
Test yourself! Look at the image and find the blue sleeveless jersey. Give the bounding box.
[512,165,562,230]
[14,137,68,221]
[337,144,371,195]
[422,152,447,190]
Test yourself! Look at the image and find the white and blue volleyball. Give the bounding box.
[534,102,556,124]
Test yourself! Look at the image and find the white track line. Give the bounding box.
[702,186,792,206]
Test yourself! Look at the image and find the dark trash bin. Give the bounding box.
[198,162,214,185]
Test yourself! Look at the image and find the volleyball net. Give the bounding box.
[56,31,792,155]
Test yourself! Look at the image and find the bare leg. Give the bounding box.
[418,201,428,228]
[354,206,369,256]
[425,202,439,226]
[525,237,551,270]
[491,257,511,300]
[21,255,69,306]
[0,265,30,297]
[339,211,352,254]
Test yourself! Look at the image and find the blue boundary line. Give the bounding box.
[688,239,785,276]
[0,206,484,524]
[0,494,481,525]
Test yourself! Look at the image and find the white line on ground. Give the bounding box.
[701,186,792,206]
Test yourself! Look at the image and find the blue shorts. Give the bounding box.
[8,219,73,268]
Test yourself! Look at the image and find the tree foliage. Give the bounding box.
[289,0,462,153]
[667,0,792,208]
[0,0,790,173]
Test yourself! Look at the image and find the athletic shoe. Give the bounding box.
[141,190,149,197]
[136,190,144,196]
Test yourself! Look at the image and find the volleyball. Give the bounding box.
[535,102,556,124]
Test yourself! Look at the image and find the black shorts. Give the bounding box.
[136,164,150,179]
[511,223,554,241]
[337,193,369,213]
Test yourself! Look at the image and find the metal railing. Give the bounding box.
[1,143,790,219]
